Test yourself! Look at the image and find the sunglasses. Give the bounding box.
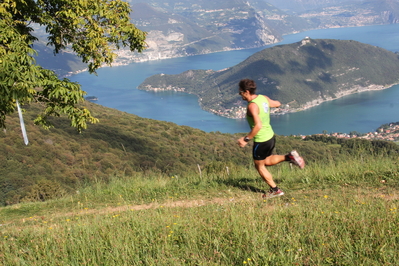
[238,90,247,95]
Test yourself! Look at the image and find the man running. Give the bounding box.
[236,79,305,198]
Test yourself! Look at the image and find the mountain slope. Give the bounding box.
[0,101,321,205]
[138,38,399,118]
[34,0,399,75]
[1,99,397,205]
[35,0,314,73]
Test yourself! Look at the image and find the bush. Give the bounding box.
[23,179,65,203]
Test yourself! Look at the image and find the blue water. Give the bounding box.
[70,24,399,135]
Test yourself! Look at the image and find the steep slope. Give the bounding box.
[35,0,313,74]
[124,1,292,62]
[2,97,364,206]
[1,99,397,205]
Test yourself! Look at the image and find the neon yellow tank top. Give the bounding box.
[246,95,274,142]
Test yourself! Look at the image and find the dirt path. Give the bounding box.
[2,189,397,226]
[66,195,256,217]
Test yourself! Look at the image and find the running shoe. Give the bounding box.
[288,150,305,169]
[262,188,285,199]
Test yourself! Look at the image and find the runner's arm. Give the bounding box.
[237,102,261,147]
[265,96,281,108]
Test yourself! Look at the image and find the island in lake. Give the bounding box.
[138,38,399,119]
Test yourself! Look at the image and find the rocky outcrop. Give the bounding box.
[111,1,302,64]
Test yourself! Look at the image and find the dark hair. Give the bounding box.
[238,79,256,95]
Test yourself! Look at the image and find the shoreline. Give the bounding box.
[63,45,265,78]
[139,82,398,120]
[220,83,398,120]
[282,83,397,114]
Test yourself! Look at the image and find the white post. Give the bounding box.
[16,100,28,145]
[197,164,202,178]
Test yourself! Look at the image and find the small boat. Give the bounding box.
[85,96,98,101]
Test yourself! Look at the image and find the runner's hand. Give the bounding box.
[237,137,248,148]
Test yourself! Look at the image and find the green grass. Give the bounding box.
[1,155,398,265]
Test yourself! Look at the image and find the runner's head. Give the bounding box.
[238,79,256,95]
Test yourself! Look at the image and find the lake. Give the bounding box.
[70,24,399,135]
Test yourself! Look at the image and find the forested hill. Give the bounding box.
[138,38,399,118]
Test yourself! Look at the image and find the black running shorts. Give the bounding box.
[252,135,276,160]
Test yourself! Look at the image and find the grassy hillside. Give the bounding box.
[1,151,398,265]
[1,100,398,208]
[1,101,344,206]
[0,102,242,205]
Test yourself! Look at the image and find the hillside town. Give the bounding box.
[306,123,399,142]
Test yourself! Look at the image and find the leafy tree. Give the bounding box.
[0,0,146,131]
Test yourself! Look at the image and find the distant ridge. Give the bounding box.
[35,0,399,75]
[138,38,399,118]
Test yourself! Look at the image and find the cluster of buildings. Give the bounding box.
[311,123,399,142]
[359,123,399,142]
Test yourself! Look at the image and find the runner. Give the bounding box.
[236,79,305,198]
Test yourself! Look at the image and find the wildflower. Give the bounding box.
[324,195,328,199]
